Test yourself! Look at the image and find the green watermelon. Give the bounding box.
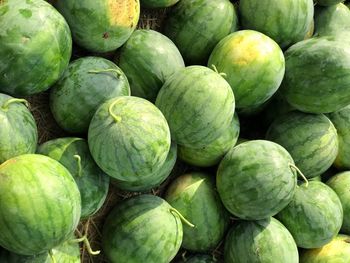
[155,66,234,148]
[224,218,298,263]
[277,181,343,248]
[88,96,171,181]
[118,29,184,102]
[327,172,350,234]
[300,234,350,262]
[55,0,140,52]
[50,57,130,134]
[314,3,350,37]
[239,0,314,49]
[0,0,72,96]
[317,0,344,6]
[0,94,37,164]
[0,154,81,255]
[266,111,338,178]
[164,0,237,65]
[165,173,229,252]
[37,137,109,219]
[280,36,350,113]
[208,30,285,109]
[112,141,177,192]
[178,114,239,167]
[141,0,179,8]
[177,255,217,263]
[327,106,350,169]
[217,140,297,220]
[102,194,185,263]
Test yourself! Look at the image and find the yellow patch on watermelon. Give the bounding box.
[108,0,140,28]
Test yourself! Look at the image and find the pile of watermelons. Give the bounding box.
[2,0,350,262]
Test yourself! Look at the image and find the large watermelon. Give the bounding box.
[277,181,343,248]
[177,255,217,263]
[0,0,72,96]
[118,29,184,102]
[327,106,350,169]
[165,173,229,252]
[280,36,350,113]
[112,141,177,192]
[0,94,37,164]
[317,0,344,6]
[50,57,130,134]
[224,218,298,263]
[163,0,236,65]
[141,0,179,8]
[88,96,171,181]
[300,234,350,262]
[266,111,338,178]
[155,66,234,148]
[216,140,297,220]
[0,154,81,255]
[37,137,109,219]
[239,0,314,49]
[208,30,285,109]
[327,172,350,234]
[178,114,239,167]
[102,195,185,263]
[55,0,140,52]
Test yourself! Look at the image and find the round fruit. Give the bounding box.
[141,0,179,8]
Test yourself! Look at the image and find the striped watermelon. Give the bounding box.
[50,57,130,134]
[55,0,140,52]
[266,111,338,178]
[165,172,229,252]
[88,96,171,181]
[155,66,234,148]
[102,195,184,263]
[0,94,37,164]
[327,172,350,234]
[164,0,237,65]
[300,234,350,262]
[37,137,109,219]
[277,181,343,249]
[177,255,217,263]
[118,29,184,102]
[178,114,239,167]
[208,30,285,109]
[224,218,298,263]
[0,154,81,255]
[0,0,72,96]
[141,0,179,8]
[217,140,297,220]
[239,0,314,49]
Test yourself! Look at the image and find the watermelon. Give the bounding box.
[177,255,217,263]
[208,30,285,109]
[224,218,298,263]
[55,0,140,53]
[88,96,171,181]
[164,0,237,65]
[216,140,297,220]
[327,106,350,169]
[141,0,179,8]
[0,154,81,255]
[0,94,38,164]
[165,172,229,252]
[155,66,234,148]
[112,141,177,192]
[102,194,186,263]
[277,181,343,248]
[118,29,184,102]
[280,36,350,113]
[50,57,131,134]
[239,0,314,49]
[327,172,350,234]
[0,0,72,96]
[300,234,350,262]
[317,0,344,6]
[37,137,109,219]
[178,114,239,167]
[314,3,350,37]
[266,111,338,178]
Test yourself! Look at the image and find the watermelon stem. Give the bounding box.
[48,249,56,263]
[108,99,122,123]
[169,207,195,228]
[1,98,29,111]
[73,155,83,177]
[211,64,227,78]
[289,163,309,187]
[70,229,101,255]
[88,69,123,79]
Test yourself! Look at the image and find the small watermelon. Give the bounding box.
[141,0,179,8]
